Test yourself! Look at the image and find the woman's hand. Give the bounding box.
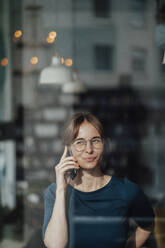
[55,146,79,192]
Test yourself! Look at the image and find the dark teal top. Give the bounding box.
[42,176,154,248]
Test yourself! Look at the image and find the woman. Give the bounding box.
[42,112,155,248]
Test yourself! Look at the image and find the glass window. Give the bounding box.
[94,45,114,71]
[131,0,147,11]
[93,0,110,18]
[132,48,147,72]
[130,0,147,27]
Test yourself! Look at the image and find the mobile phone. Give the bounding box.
[67,146,77,180]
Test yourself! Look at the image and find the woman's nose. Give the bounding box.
[85,140,93,153]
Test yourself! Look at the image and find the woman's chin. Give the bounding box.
[78,161,99,170]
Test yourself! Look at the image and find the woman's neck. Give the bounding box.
[70,167,111,192]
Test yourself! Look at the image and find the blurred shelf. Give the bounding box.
[13,40,52,49]
[13,69,40,77]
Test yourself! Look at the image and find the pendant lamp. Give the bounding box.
[39,56,73,84]
[62,70,86,94]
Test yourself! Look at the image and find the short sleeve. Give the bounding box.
[129,187,155,229]
[42,183,56,240]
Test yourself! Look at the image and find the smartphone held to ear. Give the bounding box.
[67,147,77,180]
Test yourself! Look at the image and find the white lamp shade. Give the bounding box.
[62,79,86,94]
[39,56,73,84]
[163,52,165,64]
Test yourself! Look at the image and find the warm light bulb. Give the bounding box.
[60,57,65,64]
[65,58,73,67]
[1,58,8,66]
[46,36,55,44]
[30,56,38,65]
[14,30,22,39]
[48,31,57,39]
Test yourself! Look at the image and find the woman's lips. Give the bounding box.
[83,157,96,162]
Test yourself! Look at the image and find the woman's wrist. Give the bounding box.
[56,187,67,196]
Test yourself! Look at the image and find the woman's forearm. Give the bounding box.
[44,189,68,248]
[134,226,151,248]
[126,226,152,248]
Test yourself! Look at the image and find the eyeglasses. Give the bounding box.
[72,137,103,152]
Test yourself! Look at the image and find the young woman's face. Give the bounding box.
[71,120,104,170]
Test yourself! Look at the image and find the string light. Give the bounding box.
[30,56,39,65]
[60,57,65,64]
[65,58,73,67]
[46,36,55,44]
[48,31,57,39]
[46,30,57,44]
[14,30,22,39]
[1,58,8,66]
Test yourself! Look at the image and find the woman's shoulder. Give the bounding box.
[113,175,141,198]
[113,175,138,187]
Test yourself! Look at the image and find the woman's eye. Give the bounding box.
[76,141,84,145]
[92,139,101,143]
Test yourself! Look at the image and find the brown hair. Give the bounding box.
[63,112,109,174]
[63,112,105,145]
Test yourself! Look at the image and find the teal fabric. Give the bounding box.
[42,176,154,248]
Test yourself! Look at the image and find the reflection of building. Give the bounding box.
[13,0,163,103]
[16,0,164,182]
[1,0,165,245]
